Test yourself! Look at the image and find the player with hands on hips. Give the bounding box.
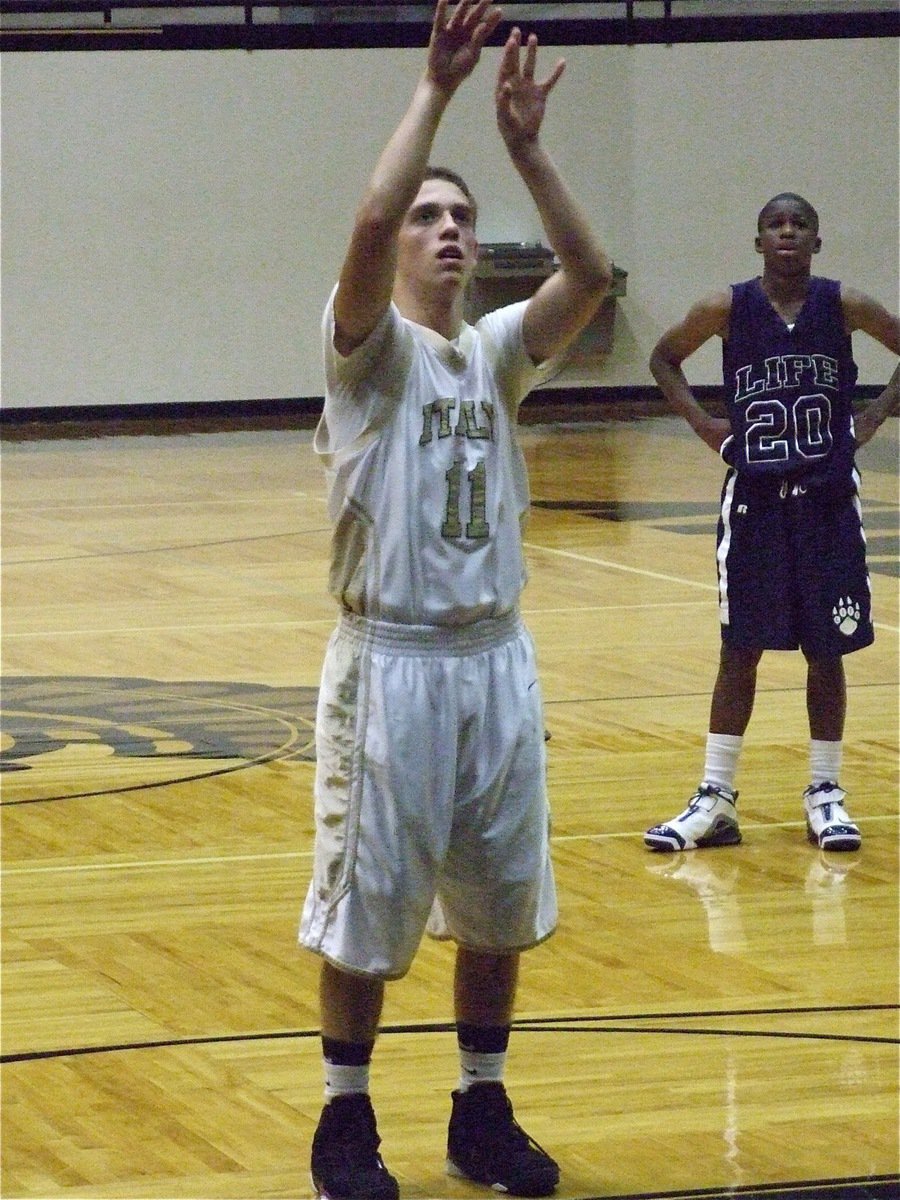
[644,191,899,855]
[300,2,612,1198]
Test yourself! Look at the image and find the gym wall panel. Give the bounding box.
[1,37,896,408]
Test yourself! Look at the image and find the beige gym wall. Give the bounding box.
[2,36,896,407]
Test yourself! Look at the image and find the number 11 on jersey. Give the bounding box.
[442,459,489,540]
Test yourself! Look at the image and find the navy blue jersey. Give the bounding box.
[721,276,858,488]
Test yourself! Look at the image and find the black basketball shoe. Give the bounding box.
[311,1094,399,1200]
[446,1083,559,1196]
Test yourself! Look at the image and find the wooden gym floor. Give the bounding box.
[1,407,897,1200]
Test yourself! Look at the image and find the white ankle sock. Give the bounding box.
[458,1049,506,1092]
[324,1062,370,1100]
[702,733,743,793]
[809,739,842,787]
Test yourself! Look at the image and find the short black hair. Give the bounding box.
[757,192,819,233]
[424,165,478,223]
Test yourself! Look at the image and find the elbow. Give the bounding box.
[649,344,677,383]
[354,184,404,241]
[586,253,614,302]
[558,243,613,304]
[353,206,396,245]
[566,256,613,324]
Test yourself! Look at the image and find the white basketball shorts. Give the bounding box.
[299,609,557,978]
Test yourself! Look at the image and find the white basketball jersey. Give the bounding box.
[315,290,540,626]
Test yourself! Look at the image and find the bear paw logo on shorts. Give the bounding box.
[832,597,861,636]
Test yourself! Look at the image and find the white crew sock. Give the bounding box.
[702,733,743,793]
[809,739,842,787]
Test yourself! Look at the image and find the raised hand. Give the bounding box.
[427,0,503,95]
[495,27,565,152]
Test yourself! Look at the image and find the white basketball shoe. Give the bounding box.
[644,783,741,852]
[803,782,861,851]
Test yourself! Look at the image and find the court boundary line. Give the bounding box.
[572,1175,900,1200]
[3,1003,897,1065]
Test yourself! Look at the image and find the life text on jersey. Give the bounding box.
[734,353,839,404]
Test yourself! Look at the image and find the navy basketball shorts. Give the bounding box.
[299,609,557,979]
[715,468,874,658]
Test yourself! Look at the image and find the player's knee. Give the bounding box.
[720,643,763,673]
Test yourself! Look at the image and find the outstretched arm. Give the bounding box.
[495,29,613,364]
[841,286,900,447]
[333,0,502,354]
[649,291,733,453]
